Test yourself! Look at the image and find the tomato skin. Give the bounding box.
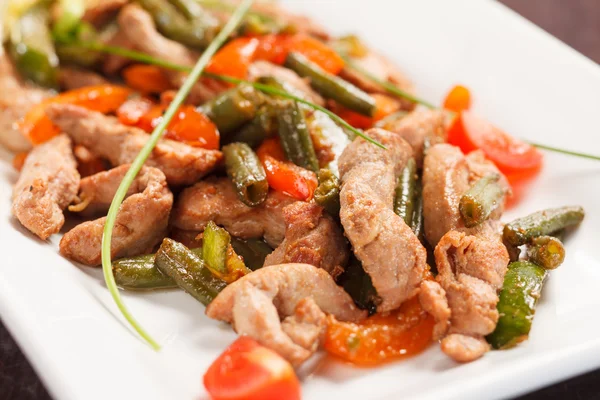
[122,64,172,93]
[443,85,471,113]
[203,336,301,400]
[448,111,543,182]
[207,37,261,80]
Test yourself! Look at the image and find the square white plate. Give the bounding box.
[2,0,600,399]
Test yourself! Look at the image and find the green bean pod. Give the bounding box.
[411,180,425,242]
[486,261,547,349]
[459,174,504,228]
[503,206,585,246]
[199,84,265,134]
[230,238,273,271]
[285,52,376,117]
[394,158,417,226]
[113,254,177,290]
[338,256,380,315]
[55,22,101,67]
[155,239,226,306]
[9,0,59,88]
[202,222,231,276]
[223,143,268,207]
[171,0,207,20]
[277,100,320,172]
[527,236,565,270]
[227,104,279,148]
[314,168,341,217]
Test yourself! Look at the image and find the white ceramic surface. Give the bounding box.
[1,1,600,399]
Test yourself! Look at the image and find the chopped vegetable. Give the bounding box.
[527,236,566,270]
[334,93,400,129]
[285,52,376,117]
[122,64,173,93]
[155,238,227,306]
[447,111,544,182]
[116,97,154,126]
[394,158,417,226]
[12,152,28,172]
[202,222,252,283]
[207,37,261,79]
[277,100,319,172]
[51,0,85,43]
[256,138,318,201]
[55,22,100,67]
[226,103,279,148]
[331,35,368,58]
[337,256,379,314]
[282,34,345,75]
[324,296,434,365]
[486,261,547,349]
[503,206,585,246]
[203,336,301,400]
[314,168,341,217]
[230,238,273,271]
[411,181,424,241]
[459,174,505,228]
[443,85,471,113]
[223,143,269,207]
[113,253,177,290]
[21,84,132,144]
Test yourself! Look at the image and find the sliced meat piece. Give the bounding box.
[206,263,366,366]
[170,178,295,247]
[339,128,427,312]
[339,49,415,110]
[379,110,447,166]
[441,333,491,363]
[11,135,80,240]
[0,55,52,152]
[247,61,325,106]
[83,0,128,26]
[46,104,222,186]
[102,26,137,75]
[118,3,227,104]
[423,144,510,248]
[264,201,348,276]
[419,280,450,340]
[58,67,109,90]
[60,165,173,266]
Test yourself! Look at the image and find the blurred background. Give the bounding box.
[1,0,599,399]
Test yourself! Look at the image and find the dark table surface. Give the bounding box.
[2,1,600,399]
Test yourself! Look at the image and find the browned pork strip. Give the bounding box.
[102,26,137,75]
[378,110,447,166]
[206,263,366,366]
[0,55,51,152]
[421,144,510,362]
[264,202,349,276]
[12,135,80,240]
[60,165,173,266]
[46,104,222,186]
[339,128,427,312]
[171,178,295,247]
[118,4,227,104]
[83,0,128,26]
[58,67,109,90]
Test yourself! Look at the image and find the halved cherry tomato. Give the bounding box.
[334,94,401,129]
[257,138,318,201]
[447,111,543,182]
[443,85,471,113]
[324,296,434,366]
[12,152,28,172]
[21,85,132,145]
[207,37,261,80]
[122,64,173,94]
[203,336,301,400]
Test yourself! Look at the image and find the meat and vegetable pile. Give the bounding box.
[1,0,589,399]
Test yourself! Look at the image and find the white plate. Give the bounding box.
[2,0,600,399]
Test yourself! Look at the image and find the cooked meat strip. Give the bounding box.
[102,26,137,75]
[247,61,325,106]
[46,104,222,186]
[339,49,415,110]
[82,0,128,26]
[206,263,366,366]
[421,144,510,362]
[118,3,227,104]
[264,202,348,276]
[171,178,295,247]
[58,67,109,90]
[0,55,51,153]
[379,110,447,166]
[339,128,427,312]
[11,135,80,240]
[60,165,173,266]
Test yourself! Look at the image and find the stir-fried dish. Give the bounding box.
[2,0,593,399]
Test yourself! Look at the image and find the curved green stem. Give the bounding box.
[100,0,254,351]
[528,142,600,161]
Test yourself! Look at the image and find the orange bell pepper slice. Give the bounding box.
[122,64,173,94]
[207,37,261,80]
[335,94,401,129]
[443,84,471,113]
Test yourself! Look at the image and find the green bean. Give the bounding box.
[226,104,279,148]
[486,261,547,349]
[411,179,425,242]
[202,222,251,282]
[223,143,268,207]
[155,238,226,306]
[503,206,585,246]
[338,256,380,315]
[527,236,565,270]
[198,84,265,134]
[137,0,220,50]
[113,254,177,290]
[9,0,59,88]
[285,52,376,117]
[504,239,521,263]
[277,100,319,172]
[230,238,273,271]
[55,22,101,67]
[171,0,207,20]
[257,76,314,103]
[459,174,504,228]
[394,158,417,226]
[51,0,85,42]
[314,168,341,217]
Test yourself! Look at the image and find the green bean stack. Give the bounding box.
[277,100,320,172]
[223,143,269,207]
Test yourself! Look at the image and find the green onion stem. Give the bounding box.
[527,142,600,161]
[99,0,254,351]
